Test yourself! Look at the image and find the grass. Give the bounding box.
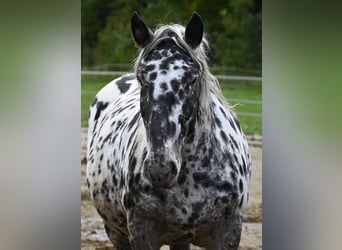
[81,75,262,134]
[81,75,115,127]
[221,80,262,134]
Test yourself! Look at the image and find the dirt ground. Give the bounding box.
[81,128,262,249]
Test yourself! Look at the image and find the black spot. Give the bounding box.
[116,76,133,93]
[179,89,184,100]
[227,119,237,134]
[161,50,168,57]
[229,135,239,150]
[184,188,189,197]
[233,116,242,132]
[169,208,176,215]
[103,132,112,144]
[230,172,237,181]
[221,196,229,204]
[219,107,228,118]
[145,64,156,72]
[214,114,222,128]
[160,82,168,92]
[181,223,192,231]
[115,120,122,132]
[142,148,148,161]
[127,128,137,150]
[168,122,176,137]
[143,185,150,193]
[150,189,166,204]
[182,100,194,117]
[159,91,177,108]
[129,157,137,172]
[170,161,177,175]
[224,207,233,216]
[242,157,247,176]
[92,190,97,198]
[188,211,199,224]
[134,173,141,184]
[123,193,133,209]
[91,97,98,107]
[178,114,185,126]
[112,175,118,186]
[177,171,187,185]
[119,174,125,188]
[220,130,228,143]
[148,50,163,61]
[193,172,215,188]
[159,56,173,71]
[128,112,140,130]
[149,72,157,81]
[239,195,244,208]
[181,208,187,215]
[239,179,244,192]
[102,179,108,191]
[217,181,233,192]
[200,156,210,168]
[128,176,134,189]
[239,164,244,176]
[185,118,196,143]
[94,101,109,121]
[171,79,180,92]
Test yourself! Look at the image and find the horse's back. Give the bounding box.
[87,74,138,145]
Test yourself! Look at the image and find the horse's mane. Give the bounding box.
[133,24,234,125]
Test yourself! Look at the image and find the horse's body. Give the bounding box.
[87,12,251,250]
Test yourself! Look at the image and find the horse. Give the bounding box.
[87,12,252,250]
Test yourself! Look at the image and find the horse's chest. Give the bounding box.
[134,170,238,227]
[94,185,232,241]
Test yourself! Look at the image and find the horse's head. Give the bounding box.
[131,12,204,188]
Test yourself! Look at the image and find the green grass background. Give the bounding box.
[81,75,262,134]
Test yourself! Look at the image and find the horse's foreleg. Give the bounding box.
[127,211,161,250]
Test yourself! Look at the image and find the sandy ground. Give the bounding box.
[81,128,262,249]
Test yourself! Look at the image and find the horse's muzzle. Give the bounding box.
[144,154,179,189]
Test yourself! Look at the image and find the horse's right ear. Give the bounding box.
[131,12,153,48]
[185,12,203,48]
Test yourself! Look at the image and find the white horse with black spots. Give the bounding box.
[87,12,252,250]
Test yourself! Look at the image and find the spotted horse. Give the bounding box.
[87,12,252,250]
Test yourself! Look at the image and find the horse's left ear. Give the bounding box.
[185,12,203,48]
[131,12,153,48]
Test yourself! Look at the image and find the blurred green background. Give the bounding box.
[81,0,262,134]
